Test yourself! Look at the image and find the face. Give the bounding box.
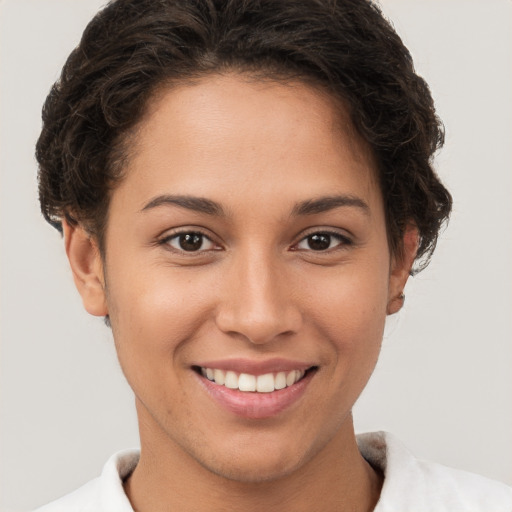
[70,74,411,482]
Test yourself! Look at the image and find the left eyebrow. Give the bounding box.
[291,195,370,216]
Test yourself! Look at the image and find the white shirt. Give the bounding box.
[35,432,512,511]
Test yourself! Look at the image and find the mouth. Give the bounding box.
[192,363,318,419]
[193,366,313,393]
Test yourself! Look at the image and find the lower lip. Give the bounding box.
[197,370,314,419]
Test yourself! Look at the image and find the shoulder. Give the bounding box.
[33,449,139,512]
[357,431,512,512]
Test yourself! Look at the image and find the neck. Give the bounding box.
[124,410,382,512]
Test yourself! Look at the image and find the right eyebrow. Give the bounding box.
[140,194,225,216]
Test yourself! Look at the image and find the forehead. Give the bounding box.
[116,73,380,213]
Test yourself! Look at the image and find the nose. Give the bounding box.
[215,249,302,345]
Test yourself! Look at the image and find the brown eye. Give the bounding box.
[296,232,349,251]
[307,234,331,250]
[167,232,215,252]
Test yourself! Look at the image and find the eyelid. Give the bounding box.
[155,226,352,253]
[291,228,353,251]
[157,227,223,253]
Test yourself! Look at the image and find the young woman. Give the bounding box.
[32,0,511,510]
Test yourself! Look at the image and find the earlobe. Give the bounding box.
[387,225,418,315]
[62,220,108,317]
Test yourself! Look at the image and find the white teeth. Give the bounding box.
[274,371,287,390]
[238,373,256,392]
[256,373,275,393]
[224,371,239,389]
[199,367,308,392]
[213,368,225,385]
[286,371,297,387]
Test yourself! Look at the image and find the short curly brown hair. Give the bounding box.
[36,0,451,272]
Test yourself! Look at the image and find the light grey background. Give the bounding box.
[1,1,511,510]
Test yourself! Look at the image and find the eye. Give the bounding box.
[296,232,349,251]
[165,232,217,252]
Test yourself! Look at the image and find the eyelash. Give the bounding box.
[293,230,353,252]
[158,229,220,254]
[158,228,352,255]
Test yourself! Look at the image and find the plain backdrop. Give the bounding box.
[1,0,511,510]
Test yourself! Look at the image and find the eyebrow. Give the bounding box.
[141,195,225,216]
[291,195,370,216]
[140,193,369,217]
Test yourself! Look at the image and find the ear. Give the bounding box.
[62,219,108,317]
[387,225,418,315]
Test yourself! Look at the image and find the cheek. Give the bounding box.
[105,270,214,416]
[106,263,215,362]
[305,260,390,348]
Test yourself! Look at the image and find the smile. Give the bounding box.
[199,367,307,393]
[194,362,317,419]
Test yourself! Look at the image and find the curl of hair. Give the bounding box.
[36,0,452,271]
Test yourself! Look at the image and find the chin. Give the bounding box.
[188,436,309,484]
[203,454,304,484]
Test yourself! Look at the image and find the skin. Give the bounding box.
[64,74,417,512]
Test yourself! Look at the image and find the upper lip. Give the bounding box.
[193,358,316,376]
